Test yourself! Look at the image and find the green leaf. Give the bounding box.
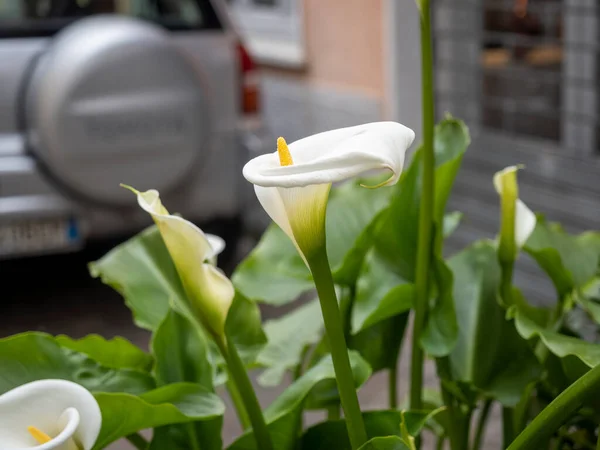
[226,291,268,364]
[300,409,442,450]
[93,383,225,449]
[359,437,409,450]
[233,177,394,306]
[448,241,541,406]
[421,257,458,357]
[256,298,324,386]
[151,309,223,450]
[152,308,214,389]
[0,332,155,395]
[400,412,416,450]
[349,313,410,373]
[353,117,469,348]
[514,305,600,368]
[55,334,153,371]
[232,224,311,305]
[524,217,600,298]
[89,225,185,330]
[352,249,414,333]
[228,351,372,450]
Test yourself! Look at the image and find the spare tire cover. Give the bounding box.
[25,15,210,205]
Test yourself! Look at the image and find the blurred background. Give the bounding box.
[1,0,600,447]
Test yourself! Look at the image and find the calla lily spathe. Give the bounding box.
[0,379,101,450]
[124,186,233,339]
[243,122,415,260]
[494,165,536,248]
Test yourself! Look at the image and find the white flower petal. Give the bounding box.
[243,122,415,188]
[0,380,101,450]
[515,199,536,248]
[206,234,226,261]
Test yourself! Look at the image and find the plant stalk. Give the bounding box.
[126,432,149,450]
[218,335,273,450]
[507,363,600,450]
[472,400,493,450]
[226,377,251,430]
[410,0,435,415]
[307,248,368,449]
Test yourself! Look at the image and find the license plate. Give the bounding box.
[0,217,81,258]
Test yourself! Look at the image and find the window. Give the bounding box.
[433,0,600,155]
[0,0,221,36]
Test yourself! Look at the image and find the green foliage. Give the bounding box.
[228,352,371,450]
[94,383,224,449]
[0,332,155,395]
[448,242,541,406]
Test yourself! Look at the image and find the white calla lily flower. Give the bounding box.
[494,165,536,249]
[123,185,233,338]
[0,379,101,450]
[243,122,415,260]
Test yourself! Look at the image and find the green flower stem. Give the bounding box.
[126,432,149,450]
[226,377,251,430]
[217,335,273,450]
[472,400,492,450]
[507,363,600,450]
[410,0,435,414]
[307,248,368,449]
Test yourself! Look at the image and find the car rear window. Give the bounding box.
[0,0,222,37]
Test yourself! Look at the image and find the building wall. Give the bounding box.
[302,0,384,95]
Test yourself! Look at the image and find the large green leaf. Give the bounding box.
[421,257,458,357]
[228,351,372,450]
[0,332,155,395]
[232,177,394,306]
[226,291,268,364]
[352,118,469,356]
[300,409,442,450]
[352,249,414,333]
[152,308,214,389]
[349,313,410,373]
[232,224,311,305]
[256,298,324,386]
[513,305,600,369]
[89,225,185,330]
[372,117,470,281]
[524,217,600,298]
[93,383,224,449]
[151,309,223,450]
[448,241,541,406]
[55,334,153,372]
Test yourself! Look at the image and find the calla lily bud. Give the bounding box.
[123,185,233,339]
[243,122,415,262]
[494,165,536,263]
[0,379,101,450]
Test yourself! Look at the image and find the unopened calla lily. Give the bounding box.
[243,122,415,260]
[0,379,101,450]
[123,186,233,339]
[494,165,536,259]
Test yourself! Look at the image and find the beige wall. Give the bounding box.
[262,0,384,97]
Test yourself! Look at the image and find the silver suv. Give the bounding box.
[0,0,269,259]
